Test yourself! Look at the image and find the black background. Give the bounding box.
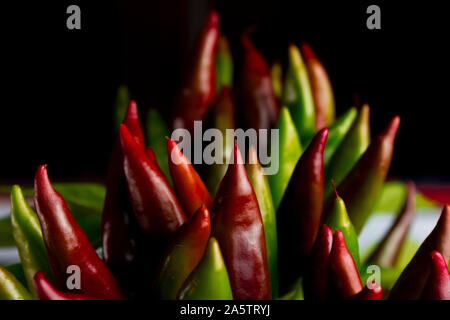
[1,0,449,183]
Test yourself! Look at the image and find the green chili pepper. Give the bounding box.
[269,106,302,209]
[323,186,360,269]
[0,266,33,300]
[215,35,233,94]
[278,278,304,300]
[246,146,278,298]
[113,84,131,129]
[324,104,370,200]
[282,44,315,144]
[10,185,52,296]
[271,61,282,100]
[146,108,172,185]
[323,107,357,166]
[178,237,233,300]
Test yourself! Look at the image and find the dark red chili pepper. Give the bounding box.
[167,137,213,217]
[172,10,219,131]
[212,141,271,300]
[304,224,333,300]
[101,101,146,287]
[326,230,362,299]
[33,271,98,300]
[277,128,328,293]
[350,282,383,300]
[34,165,123,299]
[389,205,450,299]
[119,124,187,275]
[238,33,279,134]
[420,251,450,300]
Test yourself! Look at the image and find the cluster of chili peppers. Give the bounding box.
[1,10,449,301]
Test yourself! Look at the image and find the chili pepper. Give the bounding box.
[367,181,416,268]
[420,251,450,300]
[328,115,400,234]
[350,282,383,300]
[33,271,97,300]
[323,185,360,269]
[278,278,304,300]
[146,108,172,184]
[277,128,328,293]
[239,33,279,134]
[269,106,302,209]
[0,266,33,300]
[323,107,357,165]
[282,44,315,144]
[215,35,233,94]
[156,205,211,299]
[113,84,131,129]
[167,137,213,217]
[102,101,146,287]
[301,43,335,130]
[10,185,52,296]
[178,237,233,300]
[205,86,235,195]
[119,124,187,276]
[271,61,283,100]
[389,205,450,299]
[304,224,333,300]
[34,165,124,299]
[246,146,278,298]
[326,230,362,299]
[212,141,271,300]
[324,104,370,200]
[172,10,219,131]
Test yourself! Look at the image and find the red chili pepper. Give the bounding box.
[119,124,187,273]
[350,282,383,300]
[34,165,123,299]
[277,128,328,293]
[389,205,450,299]
[33,271,98,300]
[101,101,146,287]
[326,230,362,299]
[238,33,279,133]
[172,10,219,131]
[167,137,213,217]
[304,224,333,300]
[212,141,271,300]
[420,251,450,300]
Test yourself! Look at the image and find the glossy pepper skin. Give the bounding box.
[304,224,333,300]
[301,43,335,130]
[33,271,97,300]
[282,44,315,144]
[178,237,233,300]
[172,10,219,131]
[420,251,450,300]
[329,115,400,234]
[102,101,145,286]
[323,107,357,165]
[326,230,363,299]
[323,188,360,269]
[0,266,33,300]
[156,205,211,299]
[212,141,271,300]
[167,138,213,217]
[277,128,328,293]
[34,165,123,299]
[350,282,383,300]
[119,124,187,275]
[367,181,416,268]
[246,146,278,298]
[269,106,302,209]
[205,86,235,195]
[389,205,450,299]
[215,35,233,94]
[10,185,52,296]
[324,104,370,200]
[239,34,279,133]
